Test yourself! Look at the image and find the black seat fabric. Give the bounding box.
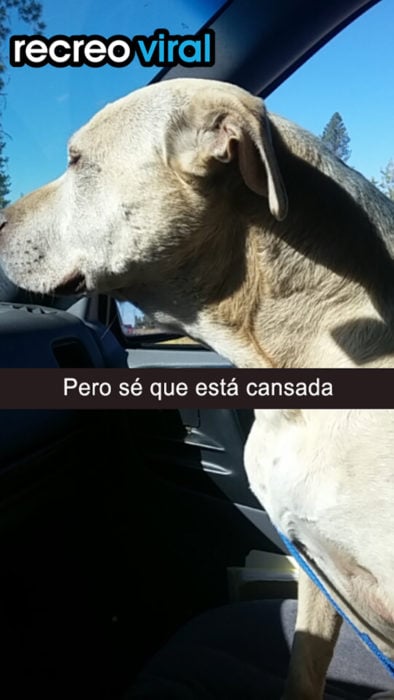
[127,599,394,699]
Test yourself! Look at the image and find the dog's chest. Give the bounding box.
[243,409,340,539]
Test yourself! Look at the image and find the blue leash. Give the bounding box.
[279,531,394,677]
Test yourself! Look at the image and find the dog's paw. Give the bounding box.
[369,692,394,699]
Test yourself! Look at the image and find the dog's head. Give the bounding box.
[0,78,287,318]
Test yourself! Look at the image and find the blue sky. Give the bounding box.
[266,0,394,182]
[3,0,224,202]
[2,0,394,204]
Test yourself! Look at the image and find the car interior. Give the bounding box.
[0,1,388,698]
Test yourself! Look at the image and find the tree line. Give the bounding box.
[0,0,45,207]
[320,111,393,201]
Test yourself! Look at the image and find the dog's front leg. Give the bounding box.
[283,570,342,700]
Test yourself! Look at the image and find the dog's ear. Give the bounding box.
[207,108,288,221]
[167,98,288,222]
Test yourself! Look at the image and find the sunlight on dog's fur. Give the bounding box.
[2,78,394,698]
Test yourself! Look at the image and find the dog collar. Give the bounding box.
[279,531,394,678]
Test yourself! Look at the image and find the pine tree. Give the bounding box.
[0,136,10,205]
[0,1,45,207]
[378,158,394,201]
[321,112,351,163]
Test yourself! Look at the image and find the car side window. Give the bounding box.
[116,302,201,346]
[266,0,393,199]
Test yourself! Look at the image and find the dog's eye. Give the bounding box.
[68,151,81,167]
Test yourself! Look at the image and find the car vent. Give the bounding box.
[52,339,95,368]
[0,302,56,315]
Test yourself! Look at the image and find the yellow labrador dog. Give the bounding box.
[1,78,394,698]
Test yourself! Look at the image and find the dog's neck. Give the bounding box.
[137,219,392,369]
[188,235,384,370]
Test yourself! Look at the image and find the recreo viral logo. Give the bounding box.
[9,28,215,68]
